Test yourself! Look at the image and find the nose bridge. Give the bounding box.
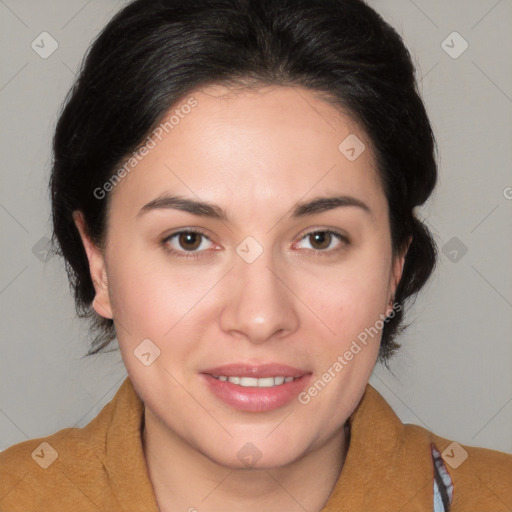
[220,239,298,342]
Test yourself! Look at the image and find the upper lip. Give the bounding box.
[202,363,311,379]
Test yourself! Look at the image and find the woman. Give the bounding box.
[1,0,510,511]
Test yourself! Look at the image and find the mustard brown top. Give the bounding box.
[1,377,511,511]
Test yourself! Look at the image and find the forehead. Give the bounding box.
[108,84,386,221]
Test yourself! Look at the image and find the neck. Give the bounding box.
[141,406,350,512]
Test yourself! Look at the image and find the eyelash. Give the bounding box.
[161,228,350,259]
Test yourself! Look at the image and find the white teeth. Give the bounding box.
[239,377,258,387]
[214,375,297,387]
[258,377,275,387]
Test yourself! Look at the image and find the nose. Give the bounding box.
[219,250,299,344]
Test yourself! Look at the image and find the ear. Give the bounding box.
[386,235,412,316]
[72,211,113,319]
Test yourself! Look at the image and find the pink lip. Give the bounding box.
[201,363,313,412]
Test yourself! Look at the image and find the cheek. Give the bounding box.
[106,253,186,337]
[105,247,224,350]
[303,250,391,337]
[106,258,207,381]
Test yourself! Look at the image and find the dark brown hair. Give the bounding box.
[50,0,438,366]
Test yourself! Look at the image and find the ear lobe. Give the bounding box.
[386,235,412,316]
[395,238,410,285]
[72,211,113,320]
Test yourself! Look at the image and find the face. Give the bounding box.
[76,84,406,469]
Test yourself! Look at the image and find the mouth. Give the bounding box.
[209,375,300,387]
[201,363,312,412]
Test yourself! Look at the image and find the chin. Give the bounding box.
[198,436,311,472]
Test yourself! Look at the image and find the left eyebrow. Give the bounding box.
[292,195,373,219]
[137,193,373,222]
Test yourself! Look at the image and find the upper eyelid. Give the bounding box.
[295,229,349,248]
[163,228,212,244]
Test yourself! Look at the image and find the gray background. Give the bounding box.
[1,0,511,454]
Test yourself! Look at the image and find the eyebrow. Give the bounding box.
[137,193,373,222]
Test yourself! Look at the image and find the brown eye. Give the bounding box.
[309,231,332,250]
[296,229,348,254]
[177,232,202,251]
[162,229,214,258]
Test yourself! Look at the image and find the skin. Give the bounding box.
[74,84,409,512]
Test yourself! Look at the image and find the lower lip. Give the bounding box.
[202,374,312,412]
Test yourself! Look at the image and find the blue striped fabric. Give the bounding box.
[432,443,454,512]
